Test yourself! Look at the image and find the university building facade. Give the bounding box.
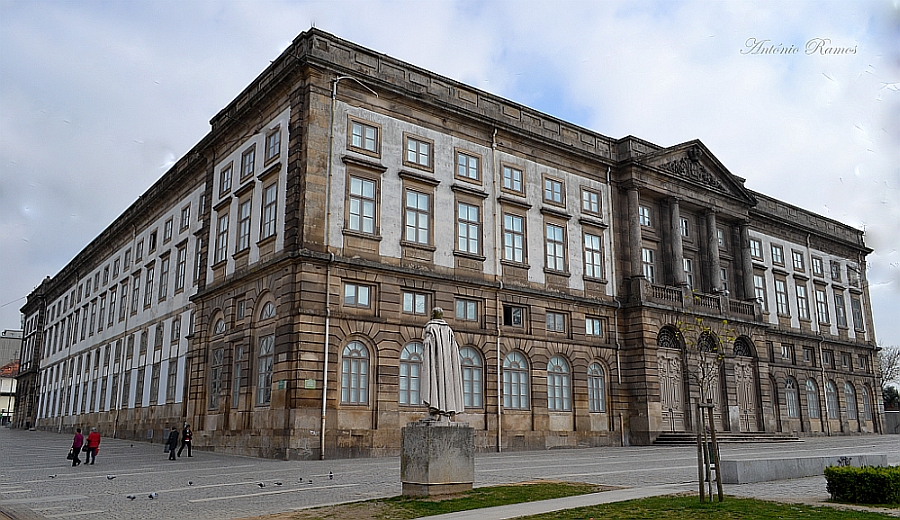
[16,30,883,458]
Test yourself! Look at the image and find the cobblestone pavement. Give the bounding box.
[1,427,897,520]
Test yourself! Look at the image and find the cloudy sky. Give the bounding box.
[1,1,898,347]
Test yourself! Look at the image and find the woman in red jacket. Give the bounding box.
[84,427,101,465]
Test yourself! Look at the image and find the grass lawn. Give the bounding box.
[247,482,895,520]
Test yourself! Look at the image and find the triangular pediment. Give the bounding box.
[639,140,757,206]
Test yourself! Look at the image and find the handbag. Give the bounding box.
[66,448,75,460]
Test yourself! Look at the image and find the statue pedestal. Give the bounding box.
[401,421,474,496]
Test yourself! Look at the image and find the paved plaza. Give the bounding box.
[0,427,897,519]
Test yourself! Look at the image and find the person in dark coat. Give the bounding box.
[166,427,179,460]
[71,428,84,466]
[177,424,192,457]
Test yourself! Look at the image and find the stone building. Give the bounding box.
[17,29,882,458]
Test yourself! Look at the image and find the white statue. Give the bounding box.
[421,307,465,421]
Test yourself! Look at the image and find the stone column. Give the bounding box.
[739,221,755,300]
[706,209,722,293]
[627,188,644,278]
[669,197,685,286]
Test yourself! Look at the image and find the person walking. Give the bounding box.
[71,428,84,466]
[177,424,192,457]
[84,427,101,464]
[166,426,179,461]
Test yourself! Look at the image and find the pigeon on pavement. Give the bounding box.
[126,495,136,500]
[148,492,158,499]
[106,475,116,480]
[188,481,194,486]
[257,482,265,488]
[48,474,57,479]
[273,481,282,486]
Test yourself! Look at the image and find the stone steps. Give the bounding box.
[653,432,802,445]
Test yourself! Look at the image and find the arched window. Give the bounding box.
[806,380,820,419]
[657,328,680,350]
[399,342,423,406]
[260,301,276,320]
[256,334,274,405]
[825,381,839,419]
[784,378,799,418]
[844,382,857,421]
[697,331,718,353]
[459,347,483,408]
[502,351,529,410]
[733,337,752,357]
[547,356,571,411]
[341,341,369,404]
[587,363,606,412]
[213,318,225,335]
[861,386,872,421]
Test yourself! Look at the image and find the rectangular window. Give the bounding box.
[135,367,145,408]
[753,274,767,311]
[193,237,202,284]
[830,260,842,282]
[456,151,479,181]
[209,348,223,410]
[717,228,725,248]
[402,291,428,315]
[237,199,252,251]
[503,213,525,263]
[545,223,566,271]
[546,311,566,333]
[166,359,177,403]
[98,296,106,332]
[834,292,848,328]
[848,266,860,287]
[792,250,805,271]
[781,344,793,362]
[771,244,784,266]
[174,245,187,291]
[130,274,140,315]
[502,165,523,193]
[171,316,181,344]
[639,205,651,227]
[349,120,378,153]
[265,128,281,162]
[257,334,274,405]
[102,265,110,285]
[139,328,148,355]
[215,213,229,264]
[121,372,130,409]
[260,182,277,239]
[815,287,830,324]
[343,283,371,308]
[123,248,131,268]
[803,348,814,363]
[219,163,233,194]
[143,267,154,307]
[456,202,481,254]
[812,256,824,277]
[240,145,256,180]
[113,258,120,279]
[89,300,97,335]
[107,288,116,327]
[641,248,655,283]
[823,350,834,368]
[583,233,604,279]
[503,305,525,327]
[456,298,478,321]
[586,317,603,337]
[158,257,169,301]
[348,176,376,234]
[404,189,431,245]
[543,177,564,205]
[404,135,432,169]
[796,283,810,320]
[232,345,245,407]
[750,238,763,260]
[774,278,789,315]
[163,219,173,243]
[720,267,729,292]
[180,205,191,231]
[851,298,864,331]
[680,217,690,238]
[582,188,601,215]
[149,362,160,404]
[841,353,850,368]
[683,258,694,290]
[135,240,144,262]
[119,282,128,321]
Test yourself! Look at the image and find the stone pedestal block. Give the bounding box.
[401,421,474,496]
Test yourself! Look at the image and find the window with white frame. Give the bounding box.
[582,188,600,215]
[241,145,256,180]
[348,176,376,234]
[683,258,694,290]
[815,287,829,324]
[774,278,789,315]
[543,177,564,205]
[237,199,252,251]
[639,205,651,227]
[503,213,525,263]
[215,213,229,264]
[587,363,606,412]
[174,245,187,292]
[641,248,655,282]
[547,356,572,411]
[260,182,278,240]
[834,292,848,328]
[343,282,371,308]
[265,128,281,162]
[260,301,275,320]
[851,297,864,331]
[830,260,842,282]
[503,305,525,327]
[785,378,800,418]
[502,165,523,193]
[405,136,432,169]
[546,311,566,333]
[399,342,423,406]
[209,347,224,409]
[163,219,173,243]
[143,267,154,307]
[502,351,529,409]
[158,256,169,301]
[586,317,603,337]
[456,151,479,181]
[545,223,565,271]
[792,250,805,271]
[812,256,824,277]
[349,120,378,154]
[219,163,233,195]
[457,202,480,254]
[750,238,763,260]
[754,274,767,310]
[584,233,604,279]
[771,244,784,266]
[796,283,810,320]
[257,334,274,405]
[180,205,191,231]
[680,217,690,238]
[460,346,483,408]
[454,298,478,322]
[404,189,430,245]
[341,341,369,404]
[717,228,726,248]
[402,291,428,315]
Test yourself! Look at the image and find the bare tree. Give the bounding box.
[878,344,900,391]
